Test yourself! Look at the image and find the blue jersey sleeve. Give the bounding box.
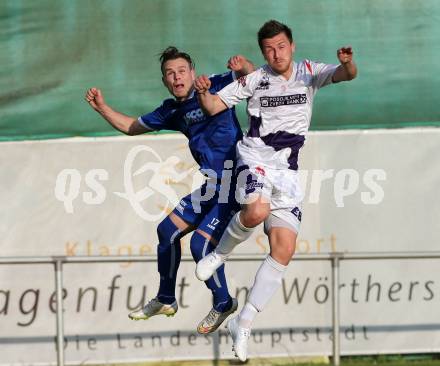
[138,99,178,131]
[209,71,235,93]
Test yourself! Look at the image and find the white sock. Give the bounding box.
[216,212,254,256]
[238,302,258,329]
[245,255,287,327]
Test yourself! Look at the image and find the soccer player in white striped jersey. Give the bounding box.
[194,20,357,361]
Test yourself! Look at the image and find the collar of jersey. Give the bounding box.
[265,63,297,82]
[173,88,196,105]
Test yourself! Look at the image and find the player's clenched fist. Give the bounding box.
[85,87,106,111]
[194,75,211,95]
[227,55,246,72]
[337,46,353,64]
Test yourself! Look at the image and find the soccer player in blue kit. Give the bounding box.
[85,47,254,333]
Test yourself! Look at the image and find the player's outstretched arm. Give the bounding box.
[84,87,152,135]
[194,75,228,116]
[332,46,357,83]
[227,55,255,78]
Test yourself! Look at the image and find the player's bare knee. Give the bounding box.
[169,212,192,231]
[270,246,294,265]
[284,242,296,258]
[275,238,296,258]
[240,208,268,227]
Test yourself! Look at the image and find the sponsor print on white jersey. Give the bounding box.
[218,60,338,170]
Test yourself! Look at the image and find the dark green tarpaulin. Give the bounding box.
[1,0,439,141]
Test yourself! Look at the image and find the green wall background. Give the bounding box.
[1,0,439,141]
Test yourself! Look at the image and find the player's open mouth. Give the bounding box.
[174,84,185,91]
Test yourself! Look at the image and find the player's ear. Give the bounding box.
[291,41,296,54]
[190,68,196,81]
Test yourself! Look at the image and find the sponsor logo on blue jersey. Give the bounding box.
[176,199,188,215]
[184,108,205,124]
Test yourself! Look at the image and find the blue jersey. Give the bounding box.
[138,72,243,178]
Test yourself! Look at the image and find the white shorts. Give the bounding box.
[235,160,303,233]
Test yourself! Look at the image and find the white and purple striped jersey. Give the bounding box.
[217,60,338,170]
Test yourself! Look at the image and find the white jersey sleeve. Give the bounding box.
[307,60,339,89]
[217,69,262,108]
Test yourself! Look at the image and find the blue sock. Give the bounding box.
[190,231,232,312]
[156,216,184,304]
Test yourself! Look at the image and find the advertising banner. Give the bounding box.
[1,129,439,364]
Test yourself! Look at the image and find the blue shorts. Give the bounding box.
[172,179,240,242]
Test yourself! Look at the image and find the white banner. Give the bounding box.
[1,128,440,364]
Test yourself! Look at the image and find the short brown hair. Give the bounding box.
[257,20,293,51]
[159,46,195,75]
